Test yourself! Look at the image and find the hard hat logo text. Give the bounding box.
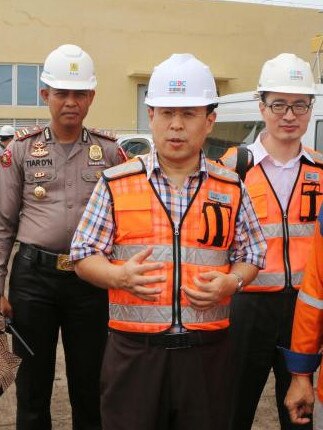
[168,80,186,94]
[289,70,304,81]
[69,63,79,75]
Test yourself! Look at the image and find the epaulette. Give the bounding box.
[206,159,240,184]
[15,126,43,141]
[88,127,117,141]
[304,146,323,166]
[103,158,145,181]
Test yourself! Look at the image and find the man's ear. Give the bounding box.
[147,107,155,130]
[88,90,95,105]
[40,88,49,105]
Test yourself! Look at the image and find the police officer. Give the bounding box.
[0,125,15,155]
[0,44,126,430]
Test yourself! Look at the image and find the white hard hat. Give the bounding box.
[145,53,218,107]
[0,125,15,137]
[257,53,316,95]
[41,44,97,90]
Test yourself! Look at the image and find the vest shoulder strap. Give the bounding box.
[206,159,240,183]
[218,146,253,180]
[303,146,323,166]
[103,158,145,181]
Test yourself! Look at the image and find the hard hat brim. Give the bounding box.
[257,85,316,95]
[145,96,219,107]
[41,77,97,90]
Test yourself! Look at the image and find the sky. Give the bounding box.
[219,0,323,9]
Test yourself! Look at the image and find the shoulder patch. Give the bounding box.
[0,148,12,167]
[15,126,43,141]
[206,160,240,183]
[88,127,117,141]
[103,159,145,181]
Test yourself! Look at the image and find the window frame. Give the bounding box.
[0,63,45,107]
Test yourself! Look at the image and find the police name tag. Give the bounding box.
[208,191,231,204]
[305,172,319,181]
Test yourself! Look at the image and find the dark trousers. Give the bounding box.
[9,250,109,430]
[100,330,233,430]
[229,291,313,430]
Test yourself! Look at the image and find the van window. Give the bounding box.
[204,121,265,159]
[316,121,323,153]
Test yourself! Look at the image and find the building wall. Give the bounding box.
[1,0,322,132]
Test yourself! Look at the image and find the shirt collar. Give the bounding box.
[249,132,314,167]
[142,148,208,181]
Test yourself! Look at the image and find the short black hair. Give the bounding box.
[259,91,315,103]
[148,104,218,115]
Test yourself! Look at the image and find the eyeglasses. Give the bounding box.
[264,102,312,116]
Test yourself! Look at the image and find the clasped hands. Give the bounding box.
[117,246,237,309]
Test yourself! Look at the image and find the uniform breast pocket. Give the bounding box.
[24,170,57,201]
[114,192,153,240]
[81,169,101,203]
[247,183,268,219]
[197,202,232,248]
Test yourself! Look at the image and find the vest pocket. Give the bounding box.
[247,183,268,219]
[300,183,323,222]
[114,192,153,239]
[197,202,232,248]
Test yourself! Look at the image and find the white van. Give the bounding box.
[204,85,323,159]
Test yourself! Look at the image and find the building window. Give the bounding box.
[0,65,13,105]
[0,118,49,130]
[0,64,45,106]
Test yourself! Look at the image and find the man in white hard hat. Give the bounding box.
[0,44,126,430]
[0,125,15,155]
[69,53,266,430]
[226,53,323,430]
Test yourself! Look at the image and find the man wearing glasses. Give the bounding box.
[228,53,323,430]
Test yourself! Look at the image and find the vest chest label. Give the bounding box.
[208,191,231,204]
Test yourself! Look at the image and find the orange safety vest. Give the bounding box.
[103,157,242,333]
[291,205,323,401]
[220,146,323,292]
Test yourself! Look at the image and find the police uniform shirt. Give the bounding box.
[0,125,125,294]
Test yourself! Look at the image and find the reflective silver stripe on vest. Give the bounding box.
[249,271,303,287]
[261,223,315,239]
[181,303,230,323]
[110,303,230,324]
[206,160,239,183]
[298,290,323,310]
[111,244,229,266]
[103,159,144,180]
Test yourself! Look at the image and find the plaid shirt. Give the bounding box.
[70,149,266,268]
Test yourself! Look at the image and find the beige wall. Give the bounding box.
[1,0,323,132]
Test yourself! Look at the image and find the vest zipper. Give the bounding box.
[282,212,291,287]
[260,164,301,289]
[172,223,181,331]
